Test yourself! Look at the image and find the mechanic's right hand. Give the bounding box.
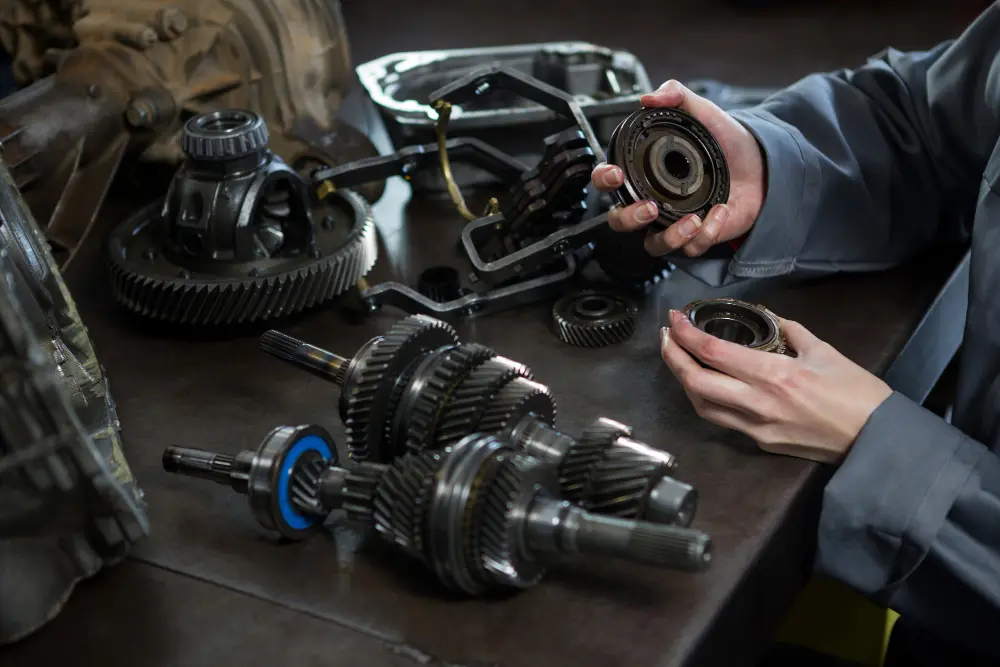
[592,80,766,257]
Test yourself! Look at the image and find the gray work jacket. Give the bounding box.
[686,4,1000,661]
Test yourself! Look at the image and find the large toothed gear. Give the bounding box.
[477,377,557,437]
[342,315,459,462]
[373,450,446,557]
[108,110,379,326]
[400,343,496,455]
[434,356,534,447]
[557,417,633,502]
[592,228,672,289]
[552,289,638,348]
[341,462,385,523]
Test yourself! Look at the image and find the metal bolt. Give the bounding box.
[125,99,154,128]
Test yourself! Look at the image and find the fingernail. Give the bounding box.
[680,215,702,237]
[635,201,658,223]
[601,166,623,188]
[704,204,729,238]
[668,309,682,324]
[660,327,669,346]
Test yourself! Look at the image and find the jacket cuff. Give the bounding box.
[815,392,986,606]
[727,108,822,278]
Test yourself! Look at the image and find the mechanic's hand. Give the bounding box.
[592,80,766,258]
[660,309,893,463]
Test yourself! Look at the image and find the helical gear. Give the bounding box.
[551,289,638,348]
[557,418,633,502]
[342,462,385,522]
[478,452,545,588]
[582,445,671,519]
[373,450,446,557]
[290,455,328,516]
[477,377,556,436]
[402,343,497,455]
[434,356,533,447]
[343,315,458,462]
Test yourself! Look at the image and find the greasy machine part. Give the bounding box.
[551,288,638,348]
[417,266,464,303]
[106,110,378,326]
[683,298,788,355]
[608,108,730,227]
[373,434,713,596]
[0,157,148,644]
[162,425,341,540]
[0,0,380,267]
[259,314,699,527]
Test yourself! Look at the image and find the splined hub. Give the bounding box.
[683,298,787,354]
[552,289,638,348]
[608,108,729,226]
[107,109,378,326]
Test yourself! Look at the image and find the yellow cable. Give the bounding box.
[433,99,500,221]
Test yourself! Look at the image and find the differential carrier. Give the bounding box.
[259,314,698,527]
[608,107,730,226]
[107,110,378,326]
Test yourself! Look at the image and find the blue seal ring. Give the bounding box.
[276,434,333,531]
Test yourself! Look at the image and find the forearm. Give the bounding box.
[817,392,1000,657]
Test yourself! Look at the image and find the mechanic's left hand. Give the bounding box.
[661,309,893,463]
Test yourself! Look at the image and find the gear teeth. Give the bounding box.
[342,462,383,523]
[582,446,669,519]
[373,450,446,558]
[478,454,534,584]
[402,343,496,455]
[558,417,633,501]
[108,190,378,326]
[343,315,458,462]
[435,357,534,446]
[477,377,556,437]
[290,456,327,516]
[551,290,638,349]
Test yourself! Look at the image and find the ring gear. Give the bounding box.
[552,289,638,348]
[342,315,458,462]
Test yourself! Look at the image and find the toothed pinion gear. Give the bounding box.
[552,289,638,348]
[107,110,379,326]
[556,418,633,502]
[434,356,533,447]
[342,315,459,462]
[477,377,556,436]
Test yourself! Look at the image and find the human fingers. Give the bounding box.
[606,200,660,232]
[641,80,728,132]
[681,204,730,257]
[778,318,822,356]
[643,215,703,256]
[667,309,790,384]
[660,327,763,412]
[592,162,624,191]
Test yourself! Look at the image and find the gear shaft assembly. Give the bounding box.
[260,314,699,527]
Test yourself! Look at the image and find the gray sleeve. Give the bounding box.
[817,392,1000,657]
[679,5,1000,286]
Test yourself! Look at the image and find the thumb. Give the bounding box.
[641,80,730,138]
[779,318,820,355]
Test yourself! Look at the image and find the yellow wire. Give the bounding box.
[433,99,500,221]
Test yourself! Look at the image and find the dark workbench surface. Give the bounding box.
[3,2,983,666]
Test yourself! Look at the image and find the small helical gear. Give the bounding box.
[289,455,328,516]
[557,418,633,502]
[582,445,670,519]
[476,452,549,588]
[373,450,446,557]
[342,462,385,523]
[181,110,270,160]
[552,289,639,348]
[108,190,379,326]
[434,356,533,446]
[477,377,557,436]
[402,343,496,455]
[343,315,459,462]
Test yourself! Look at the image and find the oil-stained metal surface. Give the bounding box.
[0,0,373,267]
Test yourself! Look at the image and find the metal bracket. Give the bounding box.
[361,256,578,318]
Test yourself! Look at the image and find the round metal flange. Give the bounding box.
[247,424,337,540]
[682,297,786,354]
[552,289,638,348]
[608,108,729,227]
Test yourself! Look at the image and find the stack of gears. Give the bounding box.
[163,422,712,596]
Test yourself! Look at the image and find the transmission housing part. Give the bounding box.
[107,110,378,326]
[608,107,730,227]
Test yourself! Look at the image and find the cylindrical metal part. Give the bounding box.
[644,475,698,527]
[260,330,349,385]
[511,416,576,467]
[317,466,350,510]
[532,501,712,572]
[161,447,254,494]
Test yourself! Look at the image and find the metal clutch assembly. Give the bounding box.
[259,314,699,528]
[0,157,148,644]
[683,298,788,355]
[107,109,378,326]
[608,107,730,227]
[163,427,712,596]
